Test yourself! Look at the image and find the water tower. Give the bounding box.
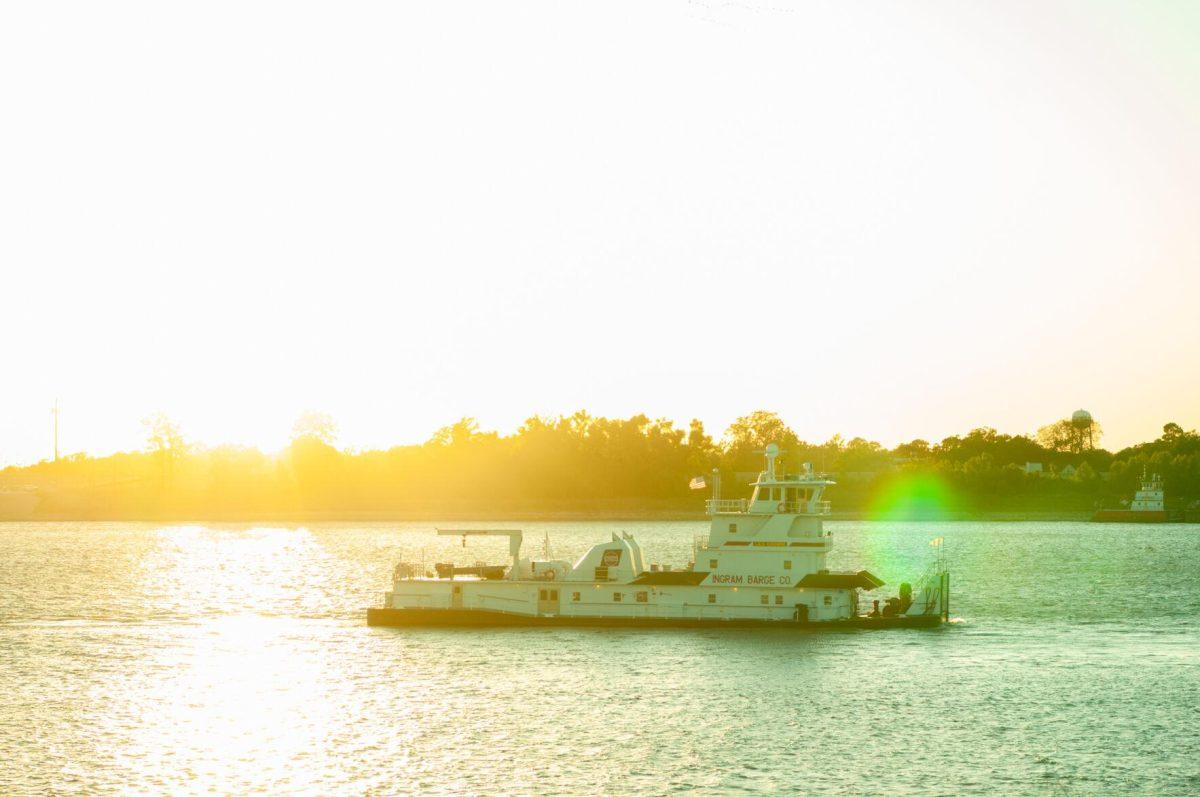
[1071,409,1096,452]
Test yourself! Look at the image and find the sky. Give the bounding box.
[2,1,1198,466]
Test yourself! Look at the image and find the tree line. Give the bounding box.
[3,410,1198,519]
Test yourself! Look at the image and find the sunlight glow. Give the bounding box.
[2,2,1198,465]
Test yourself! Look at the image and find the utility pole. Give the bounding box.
[51,400,59,462]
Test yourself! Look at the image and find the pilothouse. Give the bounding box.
[367,444,949,629]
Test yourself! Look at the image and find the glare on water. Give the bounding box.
[2,521,1198,795]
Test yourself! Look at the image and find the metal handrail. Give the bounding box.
[700,499,835,516]
[772,500,834,515]
[706,499,747,514]
[706,498,832,515]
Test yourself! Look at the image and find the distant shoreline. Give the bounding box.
[0,509,1111,524]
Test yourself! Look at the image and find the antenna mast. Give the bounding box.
[51,400,59,462]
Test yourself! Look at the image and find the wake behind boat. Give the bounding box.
[367,444,949,631]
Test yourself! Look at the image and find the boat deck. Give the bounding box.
[366,607,942,630]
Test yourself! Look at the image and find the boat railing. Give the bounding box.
[706,498,832,515]
[778,500,832,515]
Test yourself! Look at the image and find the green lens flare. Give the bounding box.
[868,473,959,521]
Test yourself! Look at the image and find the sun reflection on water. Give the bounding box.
[4,521,1199,794]
[108,614,343,793]
[141,526,333,620]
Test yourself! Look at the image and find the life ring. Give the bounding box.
[545,571,556,581]
[777,502,786,513]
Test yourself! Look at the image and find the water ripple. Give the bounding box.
[1,520,1198,795]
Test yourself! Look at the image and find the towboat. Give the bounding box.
[367,444,949,630]
[1093,470,1169,522]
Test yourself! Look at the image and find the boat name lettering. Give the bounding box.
[711,574,787,585]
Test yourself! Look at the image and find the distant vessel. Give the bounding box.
[1093,470,1168,523]
[368,445,949,630]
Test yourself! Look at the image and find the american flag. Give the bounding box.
[688,476,707,490]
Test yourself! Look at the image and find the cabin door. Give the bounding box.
[538,588,559,615]
[451,584,463,609]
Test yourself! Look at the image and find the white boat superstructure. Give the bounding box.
[368,445,948,630]
[1131,473,1165,512]
[1093,468,1169,522]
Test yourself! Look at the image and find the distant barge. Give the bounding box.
[368,445,949,631]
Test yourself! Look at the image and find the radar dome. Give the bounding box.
[1071,409,1093,428]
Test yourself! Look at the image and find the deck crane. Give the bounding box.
[436,528,524,573]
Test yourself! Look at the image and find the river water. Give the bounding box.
[1,521,1197,795]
